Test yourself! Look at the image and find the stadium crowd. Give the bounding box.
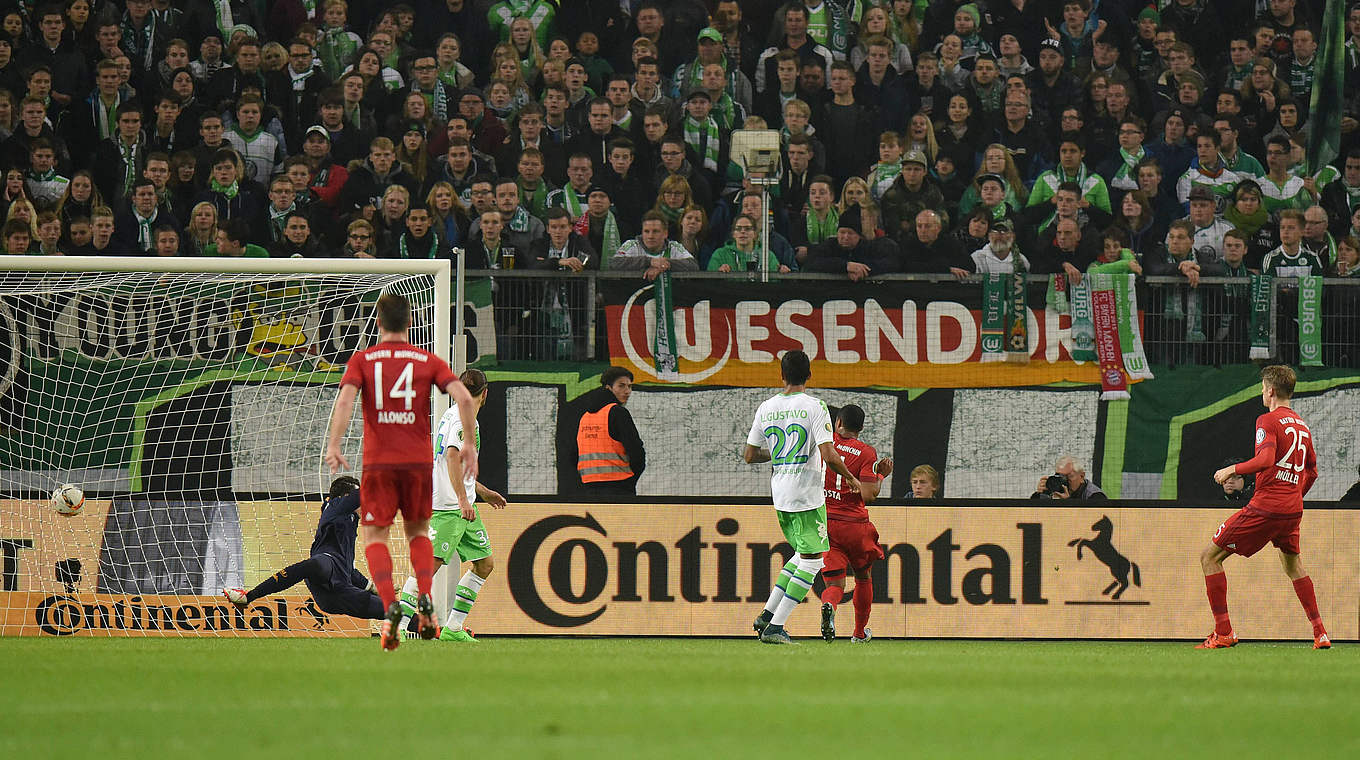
[0,0,1357,284]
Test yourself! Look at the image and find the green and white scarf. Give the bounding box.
[518,179,550,220]
[1248,274,1272,359]
[399,231,440,259]
[133,209,155,251]
[1298,275,1323,366]
[1109,273,1152,379]
[599,211,620,265]
[683,115,720,172]
[1111,147,1144,190]
[212,0,234,40]
[210,178,239,199]
[319,27,358,79]
[805,206,838,245]
[119,140,140,196]
[653,273,679,377]
[712,93,737,132]
[506,206,531,233]
[1005,255,1030,363]
[1068,277,1096,362]
[981,273,1008,362]
[562,186,586,218]
[871,160,902,189]
[269,203,293,240]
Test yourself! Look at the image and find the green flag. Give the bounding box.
[1307,0,1345,173]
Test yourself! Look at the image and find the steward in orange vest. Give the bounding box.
[573,367,646,495]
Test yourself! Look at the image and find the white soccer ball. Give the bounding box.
[51,484,84,516]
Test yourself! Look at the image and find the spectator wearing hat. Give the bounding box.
[457,86,508,158]
[969,216,1030,274]
[675,87,726,196]
[578,184,631,262]
[1026,38,1082,125]
[1144,108,1196,189]
[804,205,902,281]
[1074,26,1132,85]
[881,149,945,240]
[672,28,734,104]
[297,124,349,211]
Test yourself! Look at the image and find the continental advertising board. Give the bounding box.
[467,504,1358,640]
[0,497,368,637]
[4,501,1355,639]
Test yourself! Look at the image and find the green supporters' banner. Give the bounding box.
[1249,274,1272,359]
[981,273,1007,362]
[1069,278,1097,362]
[1006,267,1030,363]
[462,278,498,367]
[652,273,679,377]
[1298,275,1323,366]
[1111,274,1153,379]
[1308,0,1345,173]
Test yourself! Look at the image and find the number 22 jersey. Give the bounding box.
[747,392,834,513]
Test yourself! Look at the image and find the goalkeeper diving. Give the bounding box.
[224,476,385,620]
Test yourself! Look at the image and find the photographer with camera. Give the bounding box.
[1031,456,1107,501]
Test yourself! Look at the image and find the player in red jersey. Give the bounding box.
[820,405,892,643]
[1200,365,1329,650]
[324,293,479,651]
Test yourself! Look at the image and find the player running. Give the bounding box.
[324,293,480,651]
[744,350,860,645]
[820,405,892,643]
[396,368,505,643]
[1200,365,1330,650]
[223,476,386,621]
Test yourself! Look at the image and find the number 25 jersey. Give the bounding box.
[1249,407,1317,516]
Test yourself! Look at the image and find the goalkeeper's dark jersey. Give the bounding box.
[310,490,360,567]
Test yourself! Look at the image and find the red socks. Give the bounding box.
[365,543,395,608]
[821,584,844,607]
[1292,576,1326,636]
[409,535,435,596]
[852,579,873,638]
[1204,572,1232,636]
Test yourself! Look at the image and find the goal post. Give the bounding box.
[0,255,454,637]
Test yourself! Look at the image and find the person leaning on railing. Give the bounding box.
[803,205,902,281]
[707,214,788,273]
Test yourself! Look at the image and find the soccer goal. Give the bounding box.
[0,255,457,637]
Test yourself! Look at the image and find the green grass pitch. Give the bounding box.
[1,637,1355,758]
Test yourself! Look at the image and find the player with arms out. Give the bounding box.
[1201,365,1329,649]
[396,368,506,643]
[325,293,479,651]
[223,476,387,621]
[744,350,860,645]
[820,405,892,643]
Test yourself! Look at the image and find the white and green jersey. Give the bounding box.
[433,407,480,509]
[746,392,834,512]
[1257,174,1314,216]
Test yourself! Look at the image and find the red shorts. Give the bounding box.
[1212,506,1301,557]
[359,466,433,527]
[823,519,884,578]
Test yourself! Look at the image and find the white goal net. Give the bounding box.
[0,258,451,637]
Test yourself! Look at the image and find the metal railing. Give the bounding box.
[465,271,1360,367]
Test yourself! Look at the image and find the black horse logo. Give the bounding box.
[1068,516,1142,599]
[299,598,330,630]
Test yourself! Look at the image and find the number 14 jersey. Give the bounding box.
[747,392,834,513]
[340,340,456,467]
